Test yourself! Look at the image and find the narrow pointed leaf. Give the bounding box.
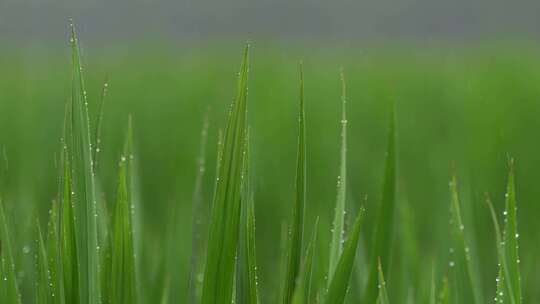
[324,209,365,304]
[292,219,318,304]
[201,44,250,304]
[364,105,396,303]
[283,63,307,304]
[328,70,347,284]
[0,200,21,304]
[377,259,390,304]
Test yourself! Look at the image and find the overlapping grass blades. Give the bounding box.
[236,133,259,304]
[364,104,396,303]
[110,126,137,304]
[324,209,365,304]
[447,173,480,303]
[68,21,101,304]
[328,70,348,285]
[0,199,21,304]
[282,63,307,304]
[201,44,250,304]
[291,219,318,304]
[36,224,51,304]
[487,160,522,304]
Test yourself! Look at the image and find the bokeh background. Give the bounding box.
[2,0,540,302]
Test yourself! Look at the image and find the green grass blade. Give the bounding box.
[46,201,63,304]
[110,150,137,304]
[236,132,259,304]
[283,62,307,304]
[364,104,396,303]
[36,222,52,304]
[292,219,318,304]
[0,199,21,304]
[377,259,390,304]
[92,77,108,173]
[324,209,365,304]
[201,44,250,304]
[59,140,79,304]
[328,69,347,285]
[447,173,480,304]
[429,266,436,304]
[68,20,101,304]
[502,160,522,303]
[486,194,514,304]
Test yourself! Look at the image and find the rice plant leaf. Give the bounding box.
[47,200,63,304]
[502,160,522,304]
[68,20,101,304]
[0,199,21,304]
[37,222,52,304]
[201,44,250,304]
[110,149,137,304]
[324,209,365,304]
[59,138,79,304]
[377,259,390,304]
[429,266,436,304]
[486,195,514,304]
[447,173,480,304]
[236,132,259,304]
[292,219,318,304]
[364,104,396,303]
[328,70,348,285]
[92,77,108,172]
[283,62,307,304]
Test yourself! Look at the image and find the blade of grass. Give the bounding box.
[0,199,21,304]
[110,149,137,303]
[283,62,307,304]
[68,20,100,304]
[377,258,390,304]
[292,219,318,304]
[486,194,514,304]
[364,104,396,303]
[502,159,522,303]
[46,201,63,304]
[236,132,259,304]
[447,173,480,304]
[92,77,108,173]
[328,69,348,285]
[324,209,365,304]
[201,44,250,304]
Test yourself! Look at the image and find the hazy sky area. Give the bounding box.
[1,0,540,46]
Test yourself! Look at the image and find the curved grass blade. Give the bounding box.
[0,199,21,304]
[328,69,347,285]
[201,44,250,304]
[447,173,480,304]
[292,219,318,304]
[68,20,101,304]
[364,104,396,303]
[324,209,365,304]
[283,62,307,304]
[502,159,522,303]
[377,258,390,304]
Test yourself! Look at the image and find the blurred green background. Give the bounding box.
[1,43,540,302]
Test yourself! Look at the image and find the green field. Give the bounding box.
[1,35,540,303]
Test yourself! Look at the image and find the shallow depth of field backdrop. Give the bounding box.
[1,0,540,303]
